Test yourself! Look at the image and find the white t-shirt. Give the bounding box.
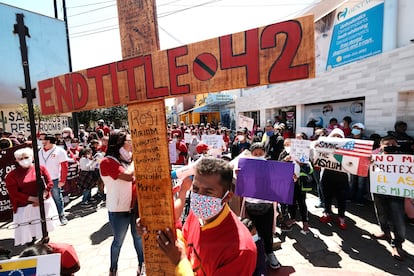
[39,145,68,180]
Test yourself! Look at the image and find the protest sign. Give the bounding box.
[370,154,414,198]
[168,142,177,164]
[238,114,254,132]
[235,158,294,204]
[291,139,311,163]
[0,253,60,276]
[296,127,314,139]
[201,134,224,157]
[313,137,373,176]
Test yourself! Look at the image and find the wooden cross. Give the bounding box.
[37,0,315,274]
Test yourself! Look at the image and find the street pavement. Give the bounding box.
[1,190,413,276]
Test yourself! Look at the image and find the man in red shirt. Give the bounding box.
[138,157,257,275]
[95,119,110,136]
[173,134,188,165]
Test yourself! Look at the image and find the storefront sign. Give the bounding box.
[370,154,414,198]
[326,0,384,69]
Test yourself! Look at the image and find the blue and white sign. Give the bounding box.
[326,1,384,69]
[0,3,69,105]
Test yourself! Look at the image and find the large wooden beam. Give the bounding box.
[38,15,315,115]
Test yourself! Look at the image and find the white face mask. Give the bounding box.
[284,146,291,154]
[119,147,132,161]
[252,233,259,243]
[237,135,245,141]
[18,158,32,168]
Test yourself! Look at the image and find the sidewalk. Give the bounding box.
[1,192,413,275]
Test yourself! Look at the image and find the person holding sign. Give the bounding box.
[244,142,281,269]
[5,147,59,246]
[139,157,257,275]
[371,135,406,261]
[318,128,349,230]
[99,130,144,275]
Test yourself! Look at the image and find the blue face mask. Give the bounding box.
[351,128,361,136]
[266,131,274,137]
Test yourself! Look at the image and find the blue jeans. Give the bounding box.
[108,211,144,272]
[81,189,91,203]
[52,179,64,216]
[373,194,406,248]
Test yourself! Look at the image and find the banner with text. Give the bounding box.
[38,15,315,115]
[312,137,374,176]
[291,139,311,163]
[370,154,414,199]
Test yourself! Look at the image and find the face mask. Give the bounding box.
[284,146,291,154]
[251,155,266,160]
[266,131,274,137]
[252,233,259,243]
[351,128,361,136]
[190,191,229,221]
[18,158,32,168]
[57,145,65,149]
[119,147,132,161]
[237,135,245,141]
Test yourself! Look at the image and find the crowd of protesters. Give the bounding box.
[1,116,413,274]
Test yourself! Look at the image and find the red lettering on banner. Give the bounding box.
[219,29,260,86]
[38,79,55,115]
[261,20,309,83]
[55,75,73,113]
[109,63,120,104]
[375,155,384,162]
[87,65,110,106]
[168,46,190,95]
[144,55,169,99]
[71,73,88,109]
[118,57,145,101]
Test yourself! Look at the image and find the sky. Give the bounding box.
[0,0,317,71]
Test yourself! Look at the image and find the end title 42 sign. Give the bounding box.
[38,15,314,115]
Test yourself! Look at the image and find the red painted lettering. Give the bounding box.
[219,29,260,86]
[167,46,190,95]
[87,65,109,106]
[109,63,120,104]
[144,55,169,99]
[402,155,413,163]
[374,155,384,162]
[117,57,145,101]
[71,73,88,109]
[261,20,309,83]
[54,75,73,113]
[38,78,55,115]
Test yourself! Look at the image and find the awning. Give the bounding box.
[303,0,348,21]
[178,105,220,115]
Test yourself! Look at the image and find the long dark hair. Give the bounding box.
[105,130,128,163]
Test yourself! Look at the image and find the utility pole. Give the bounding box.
[13,13,48,238]
[61,0,79,137]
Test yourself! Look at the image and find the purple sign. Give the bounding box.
[236,158,295,204]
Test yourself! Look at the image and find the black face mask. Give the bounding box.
[383,145,401,153]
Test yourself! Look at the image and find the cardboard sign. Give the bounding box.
[238,114,255,132]
[312,137,374,176]
[38,15,315,115]
[291,139,311,163]
[129,100,176,274]
[370,154,414,198]
[0,253,60,276]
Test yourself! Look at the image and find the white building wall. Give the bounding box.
[236,44,414,136]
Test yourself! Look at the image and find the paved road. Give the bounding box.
[1,191,413,275]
